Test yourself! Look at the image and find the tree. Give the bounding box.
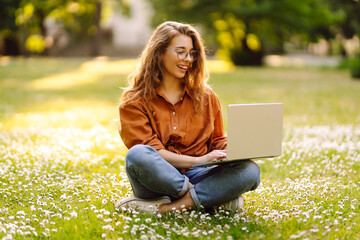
[12,0,102,55]
[336,0,360,78]
[1,0,130,56]
[149,0,344,65]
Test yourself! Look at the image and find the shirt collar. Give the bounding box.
[182,85,191,99]
[155,84,191,102]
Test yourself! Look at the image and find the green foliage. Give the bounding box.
[338,55,360,79]
[0,0,21,32]
[326,0,360,39]
[213,13,263,65]
[149,0,346,65]
[349,56,360,79]
[1,0,129,55]
[25,34,46,52]
[15,0,100,38]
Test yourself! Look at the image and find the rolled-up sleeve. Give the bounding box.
[119,102,165,150]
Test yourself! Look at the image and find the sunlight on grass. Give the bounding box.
[1,99,119,130]
[29,69,99,90]
[29,58,137,90]
[0,56,11,66]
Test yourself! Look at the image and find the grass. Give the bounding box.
[0,56,359,239]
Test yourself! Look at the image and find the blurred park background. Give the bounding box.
[1,0,360,76]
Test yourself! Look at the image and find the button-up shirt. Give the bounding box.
[119,86,227,162]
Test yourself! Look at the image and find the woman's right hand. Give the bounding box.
[197,150,227,164]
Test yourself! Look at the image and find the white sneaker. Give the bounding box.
[218,196,245,212]
[114,196,171,213]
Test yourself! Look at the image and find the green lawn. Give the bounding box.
[0,57,359,239]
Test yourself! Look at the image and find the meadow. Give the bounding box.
[0,57,359,239]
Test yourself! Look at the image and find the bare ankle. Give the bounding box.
[157,203,169,214]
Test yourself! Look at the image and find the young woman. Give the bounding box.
[116,21,260,214]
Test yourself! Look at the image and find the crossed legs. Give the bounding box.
[124,144,260,213]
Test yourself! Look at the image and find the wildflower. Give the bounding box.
[69,211,77,218]
[16,211,25,215]
[43,210,51,217]
[60,194,67,200]
[102,225,114,231]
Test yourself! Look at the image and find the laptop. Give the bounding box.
[192,103,283,167]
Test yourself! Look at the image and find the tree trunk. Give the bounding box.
[38,10,49,56]
[3,36,20,55]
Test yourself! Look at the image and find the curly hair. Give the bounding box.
[119,21,209,113]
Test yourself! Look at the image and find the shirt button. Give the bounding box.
[173,127,177,130]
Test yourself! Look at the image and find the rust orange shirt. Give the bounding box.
[119,86,227,159]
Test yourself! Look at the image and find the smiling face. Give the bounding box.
[162,34,194,82]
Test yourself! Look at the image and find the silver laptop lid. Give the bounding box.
[226,103,283,160]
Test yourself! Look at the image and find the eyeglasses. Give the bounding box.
[167,48,198,61]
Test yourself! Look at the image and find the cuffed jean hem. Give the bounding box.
[189,186,201,208]
[175,175,189,198]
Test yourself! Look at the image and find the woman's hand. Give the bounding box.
[196,149,227,164]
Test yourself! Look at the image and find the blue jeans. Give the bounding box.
[125,144,260,209]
